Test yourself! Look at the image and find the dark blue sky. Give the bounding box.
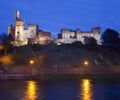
[1,0,120,38]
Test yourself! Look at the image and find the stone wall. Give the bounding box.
[56,27,101,44]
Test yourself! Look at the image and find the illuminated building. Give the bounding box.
[55,28,101,44]
[8,10,51,46]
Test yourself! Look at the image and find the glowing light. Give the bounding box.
[30,60,34,65]
[56,43,61,45]
[84,61,89,66]
[0,45,3,50]
[0,55,13,65]
[25,81,37,100]
[83,79,89,93]
[81,79,92,100]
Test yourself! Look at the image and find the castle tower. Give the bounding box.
[28,24,38,38]
[61,29,70,39]
[92,27,101,44]
[8,25,15,40]
[15,10,24,41]
[8,25,13,35]
[15,10,20,19]
[92,27,101,34]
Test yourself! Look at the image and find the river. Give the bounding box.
[0,79,120,100]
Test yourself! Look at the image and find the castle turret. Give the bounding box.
[92,27,101,44]
[15,10,20,19]
[8,25,13,35]
[92,27,101,34]
[15,11,24,41]
[61,29,70,39]
[76,28,80,34]
[8,25,15,40]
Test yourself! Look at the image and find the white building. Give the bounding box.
[56,28,101,44]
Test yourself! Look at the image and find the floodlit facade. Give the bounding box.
[8,10,51,46]
[56,28,101,44]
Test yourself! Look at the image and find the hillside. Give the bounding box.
[1,44,120,68]
[41,44,120,68]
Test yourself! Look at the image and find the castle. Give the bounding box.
[8,11,51,46]
[8,10,101,46]
[55,28,101,44]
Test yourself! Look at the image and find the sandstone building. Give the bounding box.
[55,28,101,44]
[8,11,51,46]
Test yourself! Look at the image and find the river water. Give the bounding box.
[0,79,120,100]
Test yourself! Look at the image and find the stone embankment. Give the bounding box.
[0,73,31,80]
[8,67,120,74]
[0,67,120,80]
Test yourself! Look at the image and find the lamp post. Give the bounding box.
[84,61,89,66]
[30,60,35,74]
[30,60,34,65]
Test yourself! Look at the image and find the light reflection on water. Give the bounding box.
[23,81,38,100]
[81,79,93,100]
[0,79,120,100]
[23,79,93,100]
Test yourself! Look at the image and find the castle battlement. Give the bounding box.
[28,24,38,27]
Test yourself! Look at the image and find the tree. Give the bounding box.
[0,34,13,55]
[101,29,119,46]
[82,36,97,45]
[83,36,98,52]
[88,37,97,45]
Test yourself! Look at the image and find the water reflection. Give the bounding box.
[24,81,38,100]
[81,79,93,100]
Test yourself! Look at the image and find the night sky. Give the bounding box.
[1,0,120,38]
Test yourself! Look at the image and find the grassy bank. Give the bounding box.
[1,44,120,68]
[33,73,120,80]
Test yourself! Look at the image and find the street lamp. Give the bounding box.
[30,60,34,65]
[84,61,89,66]
[30,60,36,74]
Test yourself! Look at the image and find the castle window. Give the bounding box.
[17,31,20,39]
[70,34,76,38]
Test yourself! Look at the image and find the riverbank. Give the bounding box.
[0,67,120,80]
[0,44,120,80]
[42,73,120,79]
[0,73,120,80]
